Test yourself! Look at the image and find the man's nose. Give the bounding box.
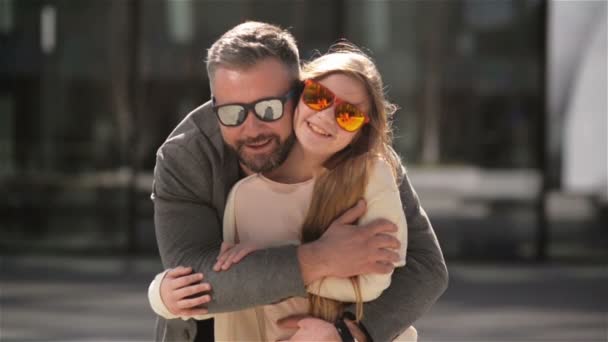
[241,109,265,130]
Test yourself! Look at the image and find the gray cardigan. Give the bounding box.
[152,101,448,342]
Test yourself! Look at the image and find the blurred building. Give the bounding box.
[0,0,605,260]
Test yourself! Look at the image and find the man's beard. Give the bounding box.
[230,132,295,173]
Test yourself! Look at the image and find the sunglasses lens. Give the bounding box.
[217,105,246,126]
[254,99,284,121]
[303,81,333,111]
[336,103,366,132]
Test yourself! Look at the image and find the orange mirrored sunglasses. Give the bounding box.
[301,79,370,132]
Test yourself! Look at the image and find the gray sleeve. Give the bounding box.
[352,171,449,341]
[153,143,307,313]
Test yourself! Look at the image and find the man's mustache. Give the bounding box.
[236,134,278,148]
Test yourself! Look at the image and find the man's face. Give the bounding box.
[212,58,296,174]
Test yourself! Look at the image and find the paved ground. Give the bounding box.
[1,255,606,341]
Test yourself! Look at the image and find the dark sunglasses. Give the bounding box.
[212,87,299,127]
[301,79,369,132]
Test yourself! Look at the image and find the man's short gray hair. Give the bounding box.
[206,21,300,85]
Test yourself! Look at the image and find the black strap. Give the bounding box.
[342,311,374,342]
[335,317,355,342]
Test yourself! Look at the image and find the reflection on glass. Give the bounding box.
[363,0,390,51]
[464,0,514,30]
[40,5,56,54]
[0,95,14,175]
[167,0,194,44]
[0,0,13,34]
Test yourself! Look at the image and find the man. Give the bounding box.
[152,21,447,341]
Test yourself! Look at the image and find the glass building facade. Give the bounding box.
[3,0,603,260]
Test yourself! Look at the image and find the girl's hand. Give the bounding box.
[159,266,212,316]
[213,241,260,271]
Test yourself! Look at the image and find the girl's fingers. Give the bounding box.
[232,246,254,264]
[167,266,192,278]
[216,244,255,271]
[177,294,212,309]
[215,243,234,264]
[174,282,211,299]
[221,259,233,270]
[219,242,234,257]
[171,273,204,289]
[221,249,238,270]
[214,249,233,271]
[213,261,222,272]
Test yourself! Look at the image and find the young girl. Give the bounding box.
[149,44,408,341]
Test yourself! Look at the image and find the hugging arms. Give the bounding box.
[152,131,447,341]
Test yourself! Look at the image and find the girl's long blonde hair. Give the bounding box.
[299,42,403,323]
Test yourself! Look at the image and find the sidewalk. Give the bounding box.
[1,255,606,341]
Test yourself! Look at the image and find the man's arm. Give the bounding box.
[348,170,449,341]
[154,143,402,314]
[306,158,408,303]
[154,142,307,313]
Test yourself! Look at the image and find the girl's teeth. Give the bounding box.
[308,122,330,136]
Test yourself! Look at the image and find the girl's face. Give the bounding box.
[293,73,371,161]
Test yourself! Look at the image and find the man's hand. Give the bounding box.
[277,315,368,342]
[298,199,401,284]
[277,316,341,342]
[159,266,212,316]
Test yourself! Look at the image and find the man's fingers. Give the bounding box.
[366,247,400,268]
[166,266,192,278]
[296,318,320,329]
[369,232,401,250]
[174,283,211,299]
[374,248,401,264]
[178,308,209,316]
[177,294,211,309]
[368,260,395,274]
[364,219,399,237]
[335,199,366,225]
[277,318,299,329]
[277,314,309,329]
[171,273,203,289]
